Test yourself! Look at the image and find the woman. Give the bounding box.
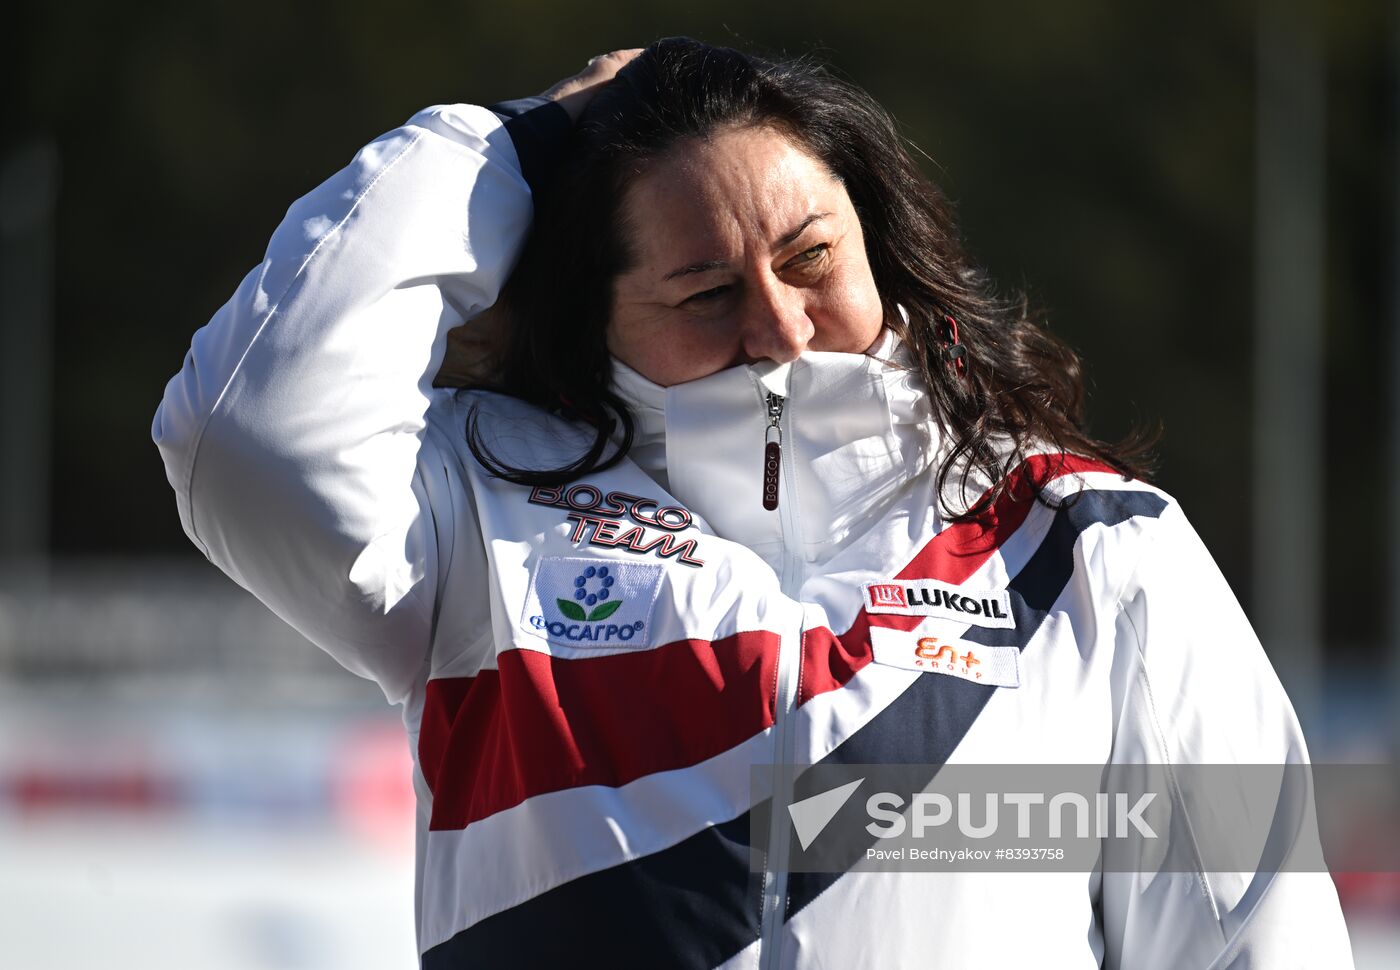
[153,39,1351,968]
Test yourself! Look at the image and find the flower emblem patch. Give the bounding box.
[558,564,623,621]
[522,557,665,651]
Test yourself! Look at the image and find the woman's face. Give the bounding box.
[608,125,886,387]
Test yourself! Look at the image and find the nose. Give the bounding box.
[739,276,815,364]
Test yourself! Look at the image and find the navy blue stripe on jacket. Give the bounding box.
[783,489,1167,920]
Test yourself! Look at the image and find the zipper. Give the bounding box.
[756,382,803,970]
[762,392,783,511]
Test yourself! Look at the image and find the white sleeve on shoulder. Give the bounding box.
[151,104,531,704]
[1101,502,1355,970]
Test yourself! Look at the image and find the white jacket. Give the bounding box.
[152,101,1354,969]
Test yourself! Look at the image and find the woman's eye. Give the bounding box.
[787,244,829,268]
[683,285,730,305]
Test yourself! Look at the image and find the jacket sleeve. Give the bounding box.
[151,103,537,704]
[1100,501,1354,969]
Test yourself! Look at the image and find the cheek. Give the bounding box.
[810,259,885,352]
[607,313,740,387]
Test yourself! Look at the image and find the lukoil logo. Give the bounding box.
[867,584,906,609]
[523,557,664,650]
[862,579,1015,629]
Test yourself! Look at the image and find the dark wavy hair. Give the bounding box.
[468,37,1155,519]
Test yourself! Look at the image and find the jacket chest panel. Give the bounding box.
[417,452,948,830]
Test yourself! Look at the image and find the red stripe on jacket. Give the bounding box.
[419,631,779,831]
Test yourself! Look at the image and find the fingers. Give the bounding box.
[542,48,645,123]
[589,49,643,65]
[580,48,643,82]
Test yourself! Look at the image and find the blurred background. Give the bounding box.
[2,0,1397,966]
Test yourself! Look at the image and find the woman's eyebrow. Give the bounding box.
[773,212,833,250]
[663,259,729,282]
[661,213,834,282]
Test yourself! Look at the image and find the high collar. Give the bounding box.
[609,329,942,572]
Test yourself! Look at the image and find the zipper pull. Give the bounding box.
[763,391,784,511]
